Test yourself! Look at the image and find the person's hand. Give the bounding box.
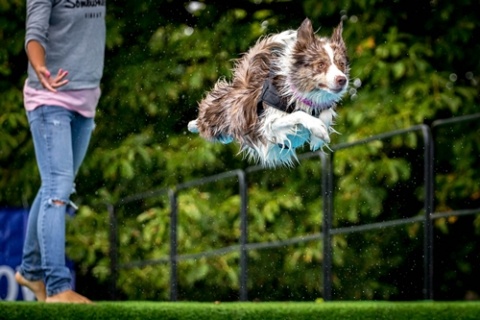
[34,66,69,92]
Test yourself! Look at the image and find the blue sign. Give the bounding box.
[0,208,75,301]
[0,208,35,300]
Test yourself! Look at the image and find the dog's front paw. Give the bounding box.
[309,125,330,144]
[308,123,330,151]
[188,120,199,133]
[310,135,326,151]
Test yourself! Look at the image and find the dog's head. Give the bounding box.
[289,18,349,109]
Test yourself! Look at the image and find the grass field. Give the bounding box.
[1,301,480,320]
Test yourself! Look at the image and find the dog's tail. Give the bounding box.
[194,37,285,149]
[195,79,233,140]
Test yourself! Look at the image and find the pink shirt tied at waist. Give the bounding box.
[23,81,101,118]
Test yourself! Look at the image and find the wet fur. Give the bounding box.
[188,18,349,167]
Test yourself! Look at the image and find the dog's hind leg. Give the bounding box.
[188,119,199,133]
[188,119,233,144]
[216,134,234,144]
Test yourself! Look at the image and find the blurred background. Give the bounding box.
[1,0,479,302]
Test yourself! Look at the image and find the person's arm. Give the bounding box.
[25,0,69,92]
[26,39,69,92]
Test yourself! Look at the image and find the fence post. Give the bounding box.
[107,203,118,300]
[168,189,178,301]
[321,152,333,301]
[421,125,434,300]
[238,169,248,301]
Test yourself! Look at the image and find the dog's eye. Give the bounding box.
[337,60,346,70]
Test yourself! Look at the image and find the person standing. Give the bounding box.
[15,0,106,303]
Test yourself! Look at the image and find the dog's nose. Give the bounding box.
[335,75,347,87]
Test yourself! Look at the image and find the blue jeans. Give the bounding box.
[18,106,94,297]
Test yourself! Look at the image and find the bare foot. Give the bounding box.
[15,272,47,302]
[46,289,93,304]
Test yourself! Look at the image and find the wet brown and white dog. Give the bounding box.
[188,18,349,167]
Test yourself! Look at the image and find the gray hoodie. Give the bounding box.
[25,0,106,91]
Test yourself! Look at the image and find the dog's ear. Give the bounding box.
[331,20,344,45]
[297,18,315,45]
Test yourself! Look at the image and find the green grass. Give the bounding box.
[1,301,479,320]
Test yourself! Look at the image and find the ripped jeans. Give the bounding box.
[18,105,94,297]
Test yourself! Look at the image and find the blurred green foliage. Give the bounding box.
[1,0,478,301]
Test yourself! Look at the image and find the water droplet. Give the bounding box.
[353,78,362,88]
[185,1,206,14]
[184,27,194,36]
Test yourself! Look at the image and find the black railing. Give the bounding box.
[321,124,435,300]
[107,113,480,301]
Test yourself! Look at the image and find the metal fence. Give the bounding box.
[106,113,480,301]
